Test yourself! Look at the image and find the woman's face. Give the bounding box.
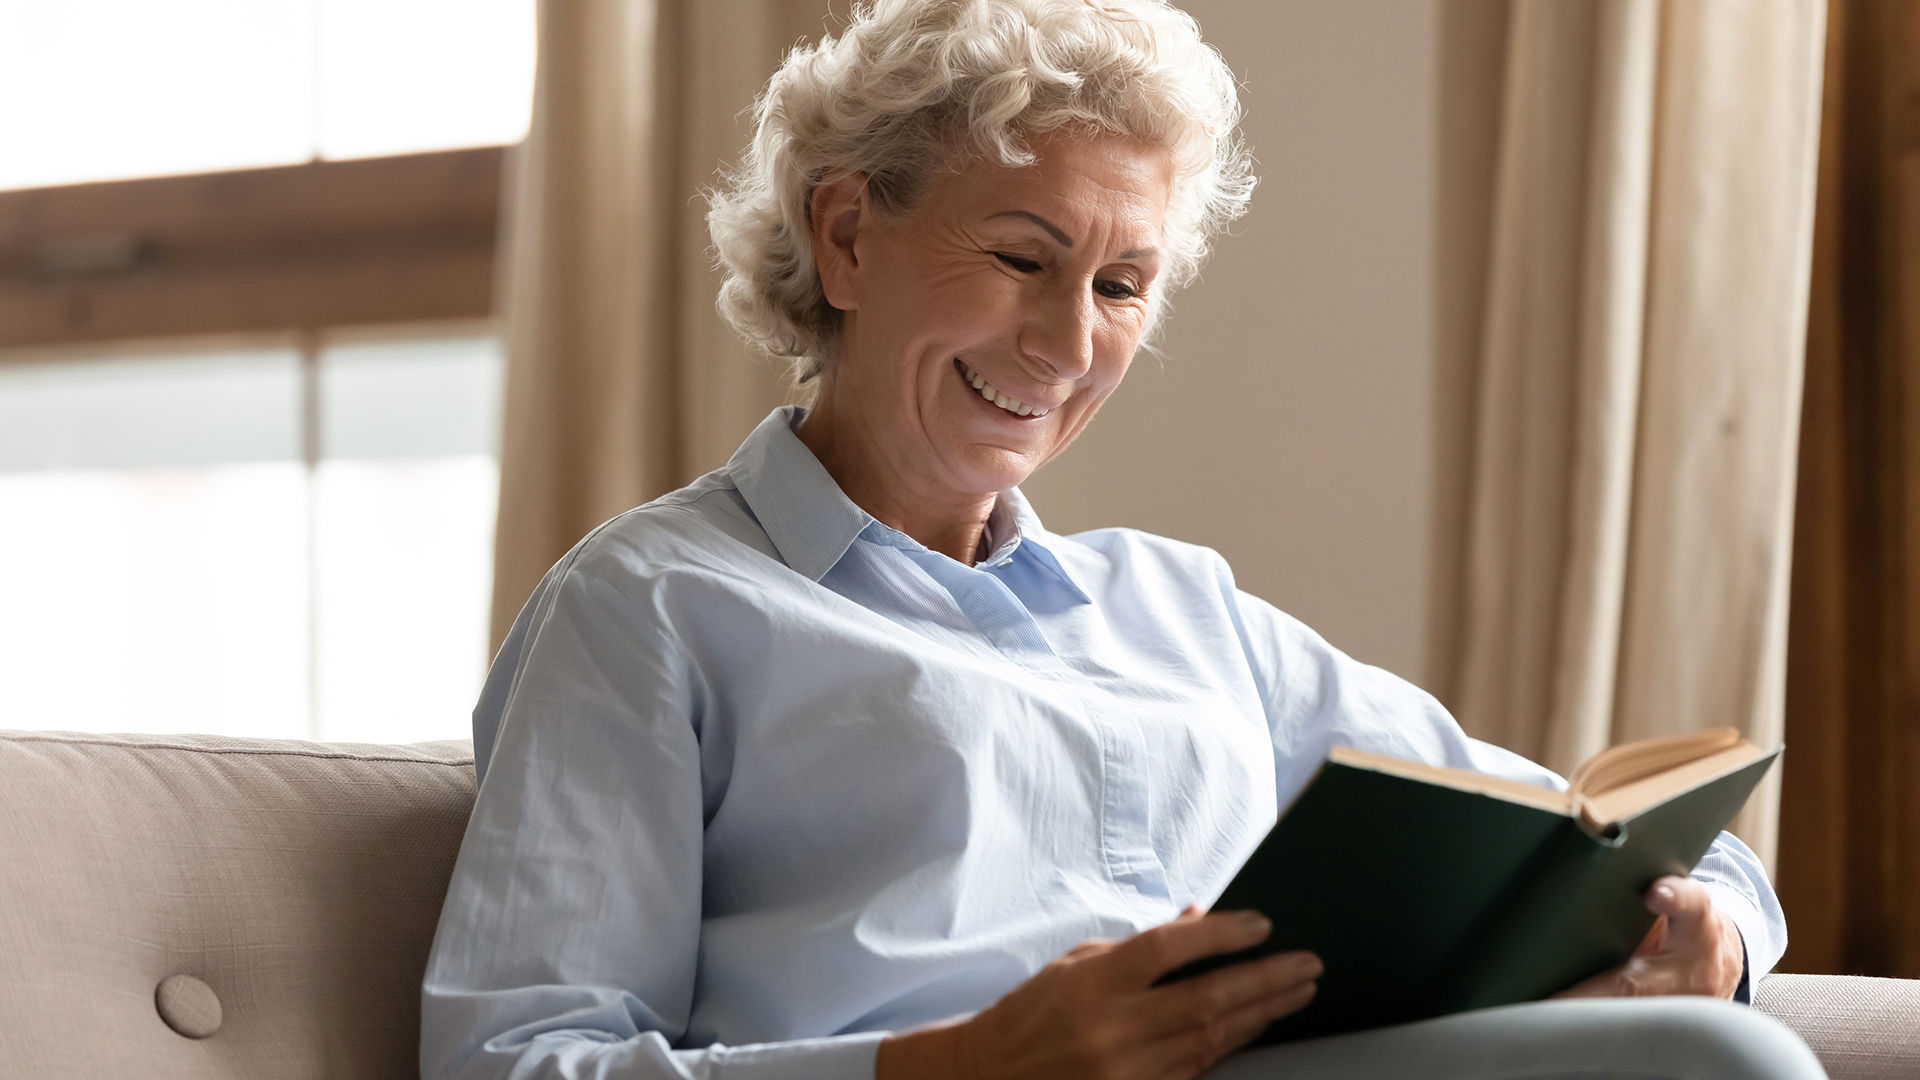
[812,134,1172,501]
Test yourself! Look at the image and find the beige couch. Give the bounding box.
[2,730,1915,1079]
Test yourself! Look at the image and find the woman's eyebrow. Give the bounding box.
[988,209,1074,247]
[987,210,1158,261]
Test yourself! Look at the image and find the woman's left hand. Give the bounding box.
[1551,875,1744,999]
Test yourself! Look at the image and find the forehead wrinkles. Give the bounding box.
[917,142,1169,253]
[969,187,1165,260]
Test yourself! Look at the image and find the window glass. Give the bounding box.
[0,350,302,471]
[0,0,314,190]
[318,0,537,162]
[0,347,310,737]
[313,335,501,743]
[321,335,503,459]
[0,0,535,191]
[0,333,502,745]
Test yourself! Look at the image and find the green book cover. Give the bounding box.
[1163,744,1780,1045]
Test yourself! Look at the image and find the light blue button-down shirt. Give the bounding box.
[421,406,1785,1080]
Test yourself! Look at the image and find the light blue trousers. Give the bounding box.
[1210,997,1827,1080]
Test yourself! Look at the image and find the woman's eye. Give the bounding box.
[993,252,1043,273]
[1094,279,1139,300]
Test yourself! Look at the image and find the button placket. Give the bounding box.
[894,545,1062,672]
[870,523,1171,912]
[1094,706,1171,907]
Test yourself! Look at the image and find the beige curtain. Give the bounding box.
[490,0,836,650]
[1450,0,1826,867]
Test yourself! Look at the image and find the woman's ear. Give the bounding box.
[810,171,867,312]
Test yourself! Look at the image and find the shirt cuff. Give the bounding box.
[1699,881,1760,1004]
[703,1030,887,1080]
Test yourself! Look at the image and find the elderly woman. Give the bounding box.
[422,3,1820,1078]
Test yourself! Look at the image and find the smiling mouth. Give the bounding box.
[957,359,1049,418]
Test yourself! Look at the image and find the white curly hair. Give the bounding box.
[707,0,1255,383]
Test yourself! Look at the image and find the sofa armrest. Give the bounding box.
[1754,973,1920,1080]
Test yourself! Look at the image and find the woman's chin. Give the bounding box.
[925,392,1070,493]
[939,442,1044,496]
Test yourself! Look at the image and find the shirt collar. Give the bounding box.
[728,405,1092,601]
[975,486,1092,602]
[728,406,873,581]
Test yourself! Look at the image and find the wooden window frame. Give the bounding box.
[0,146,502,350]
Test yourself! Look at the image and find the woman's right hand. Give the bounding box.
[875,906,1321,1080]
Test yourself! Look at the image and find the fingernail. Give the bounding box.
[1655,884,1675,902]
[1240,911,1272,938]
[1292,952,1324,979]
[1280,980,1318,1007]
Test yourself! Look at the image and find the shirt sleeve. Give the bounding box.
[420,561,885,1080]
[1224,583,1787,991]
[1691,830,1785,998]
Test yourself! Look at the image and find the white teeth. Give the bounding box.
[960,362,1048,418]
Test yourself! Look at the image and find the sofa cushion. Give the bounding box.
[6,729,1918,1080]
[1756,973,1920,1080]
[0,731,475,1080]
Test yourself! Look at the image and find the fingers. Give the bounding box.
[1134,949,1322,1043]
[1106,909,1276,986]
[1550,969,1627,999]
[1135,967,1320,1079]
[1220,969,1319,1027]
[1647,878,1742,997]
[1199,950,1324,1004]
[1061,940,1116,962]
[1208,972,1318,1043]
[1644,875,1703,915]
[960,913,1319,1080]
[1630,914,1668,960]
[1552,877,1739,1001]
[1645,876,1722,977]
[1645,876,1711,937]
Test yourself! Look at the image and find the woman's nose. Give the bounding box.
[1020,286,1097,382]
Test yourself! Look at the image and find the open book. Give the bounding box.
[1164,728,1780,1045]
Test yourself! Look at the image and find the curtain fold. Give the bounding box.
[1452,0,1826,868]
[490,0,825,651]
[1779,0,1920,978]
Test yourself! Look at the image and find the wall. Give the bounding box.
[1022,0,1443,684]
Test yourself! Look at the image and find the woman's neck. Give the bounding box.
[796,392,996,566]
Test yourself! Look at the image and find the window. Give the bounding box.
[0,330,502,741]
[0,0,536,190]
[0,345,309,735]
[314,332,502,742]
[0,0,529,742]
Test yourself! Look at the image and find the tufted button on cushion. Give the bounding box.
[0,733,476,1078]
[155,974,222,1039]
